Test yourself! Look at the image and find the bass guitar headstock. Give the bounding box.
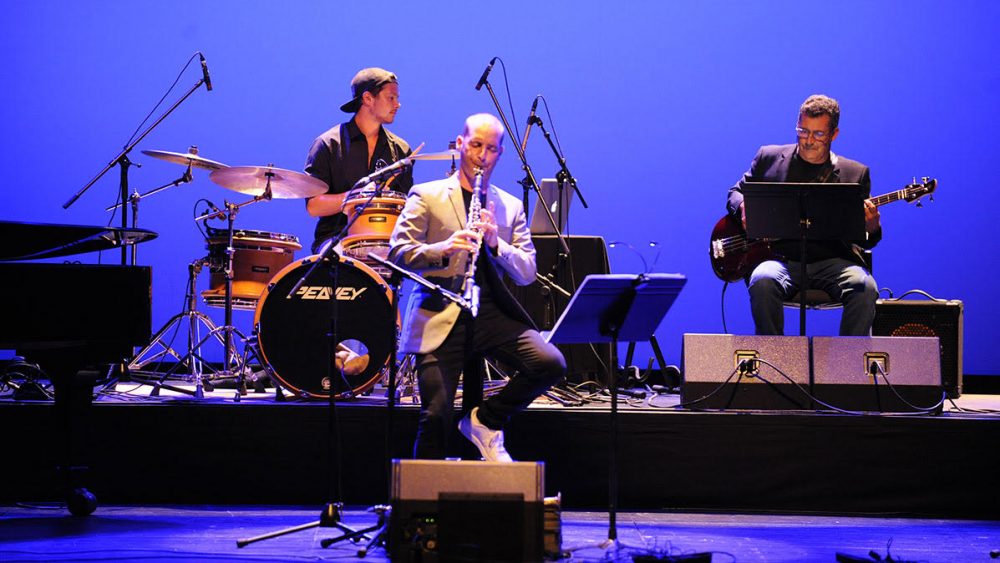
[905,177,937,207]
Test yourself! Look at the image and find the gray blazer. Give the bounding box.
[389,173,537,354]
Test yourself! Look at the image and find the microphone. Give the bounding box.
[521,97,539,154]
[474,57,496,91]
[352,158,412,190]
[199,53,213,92]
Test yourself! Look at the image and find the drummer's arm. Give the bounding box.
[306,192,347,217]
[304,137,346,217]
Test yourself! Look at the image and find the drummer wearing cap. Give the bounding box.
[305,67,413,253]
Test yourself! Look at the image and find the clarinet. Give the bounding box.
[460,167,484,317]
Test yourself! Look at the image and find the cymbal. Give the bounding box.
[0,220,158,261]
[410,150,459,161]
[209,166,327,199]
[142,149,229,171]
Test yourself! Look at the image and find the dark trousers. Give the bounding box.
[412,303,566,459]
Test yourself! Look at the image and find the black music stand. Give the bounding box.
[546,273,686,544]
[743,182,866,336]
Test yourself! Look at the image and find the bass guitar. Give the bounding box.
[709,177,937,282]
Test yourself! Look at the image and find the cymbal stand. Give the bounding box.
[231,333,268,402]
[129,257,230,398]
[194,185,274,386]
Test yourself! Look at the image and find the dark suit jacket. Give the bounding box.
[727,144,882,264]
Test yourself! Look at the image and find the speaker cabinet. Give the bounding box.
[812,336,943,412]
[873,298,963,398]
[681,334,811,409]
[388,459,545,562]
[508,235,614,384]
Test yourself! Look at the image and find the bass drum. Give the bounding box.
[254,254,397,399]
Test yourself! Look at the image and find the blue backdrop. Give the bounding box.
[5,1,998,376]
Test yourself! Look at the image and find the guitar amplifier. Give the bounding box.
[872,298,963,398]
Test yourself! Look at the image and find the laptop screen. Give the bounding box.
[529,179,574,235]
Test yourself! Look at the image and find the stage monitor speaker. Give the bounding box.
[508,234,614,384]
[681,334,811,409]
[812,336,943,412]
[388,459,545,562]
[872,298,963,398]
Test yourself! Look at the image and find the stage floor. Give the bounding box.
[2,378,1000,521]
[2,504,998,562]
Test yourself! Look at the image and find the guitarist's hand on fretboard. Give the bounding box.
[864,200,880,234]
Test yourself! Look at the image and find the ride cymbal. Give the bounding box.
[208,166,327,199]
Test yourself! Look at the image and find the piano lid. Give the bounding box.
[0,220,158,261]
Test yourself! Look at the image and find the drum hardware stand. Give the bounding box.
[64,53,211,266]
[386,354,420,404]
[230,334,268,402]
[194,182,275,383]
[128,257,234,398]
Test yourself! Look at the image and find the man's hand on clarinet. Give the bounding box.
[470,201,499,250]
[442,229,482,257]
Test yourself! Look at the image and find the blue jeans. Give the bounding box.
[747,258,878,336]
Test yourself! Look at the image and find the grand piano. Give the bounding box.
[0,220,154,515]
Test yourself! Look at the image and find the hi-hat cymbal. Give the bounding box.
[142,149,229,171]
[209,166,327,199]
[410,150,459,161]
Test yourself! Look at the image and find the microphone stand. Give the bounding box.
[533,112,589,294]
[239,175,408,550]
[478,77,569,256]
[105,165,194,265]
[368,254,473,312]
[534,115,588,211]
[64,74,208,266]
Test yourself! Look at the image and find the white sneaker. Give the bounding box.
[458,407,514,462]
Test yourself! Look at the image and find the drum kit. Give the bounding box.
[127,147,457,400]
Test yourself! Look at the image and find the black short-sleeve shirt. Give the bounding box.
[304,118,412,252]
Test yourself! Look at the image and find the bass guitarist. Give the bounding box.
[725,94,881,336]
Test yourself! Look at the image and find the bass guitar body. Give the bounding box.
[709,214,775,283]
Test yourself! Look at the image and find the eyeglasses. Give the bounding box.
[795,127,830,140]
